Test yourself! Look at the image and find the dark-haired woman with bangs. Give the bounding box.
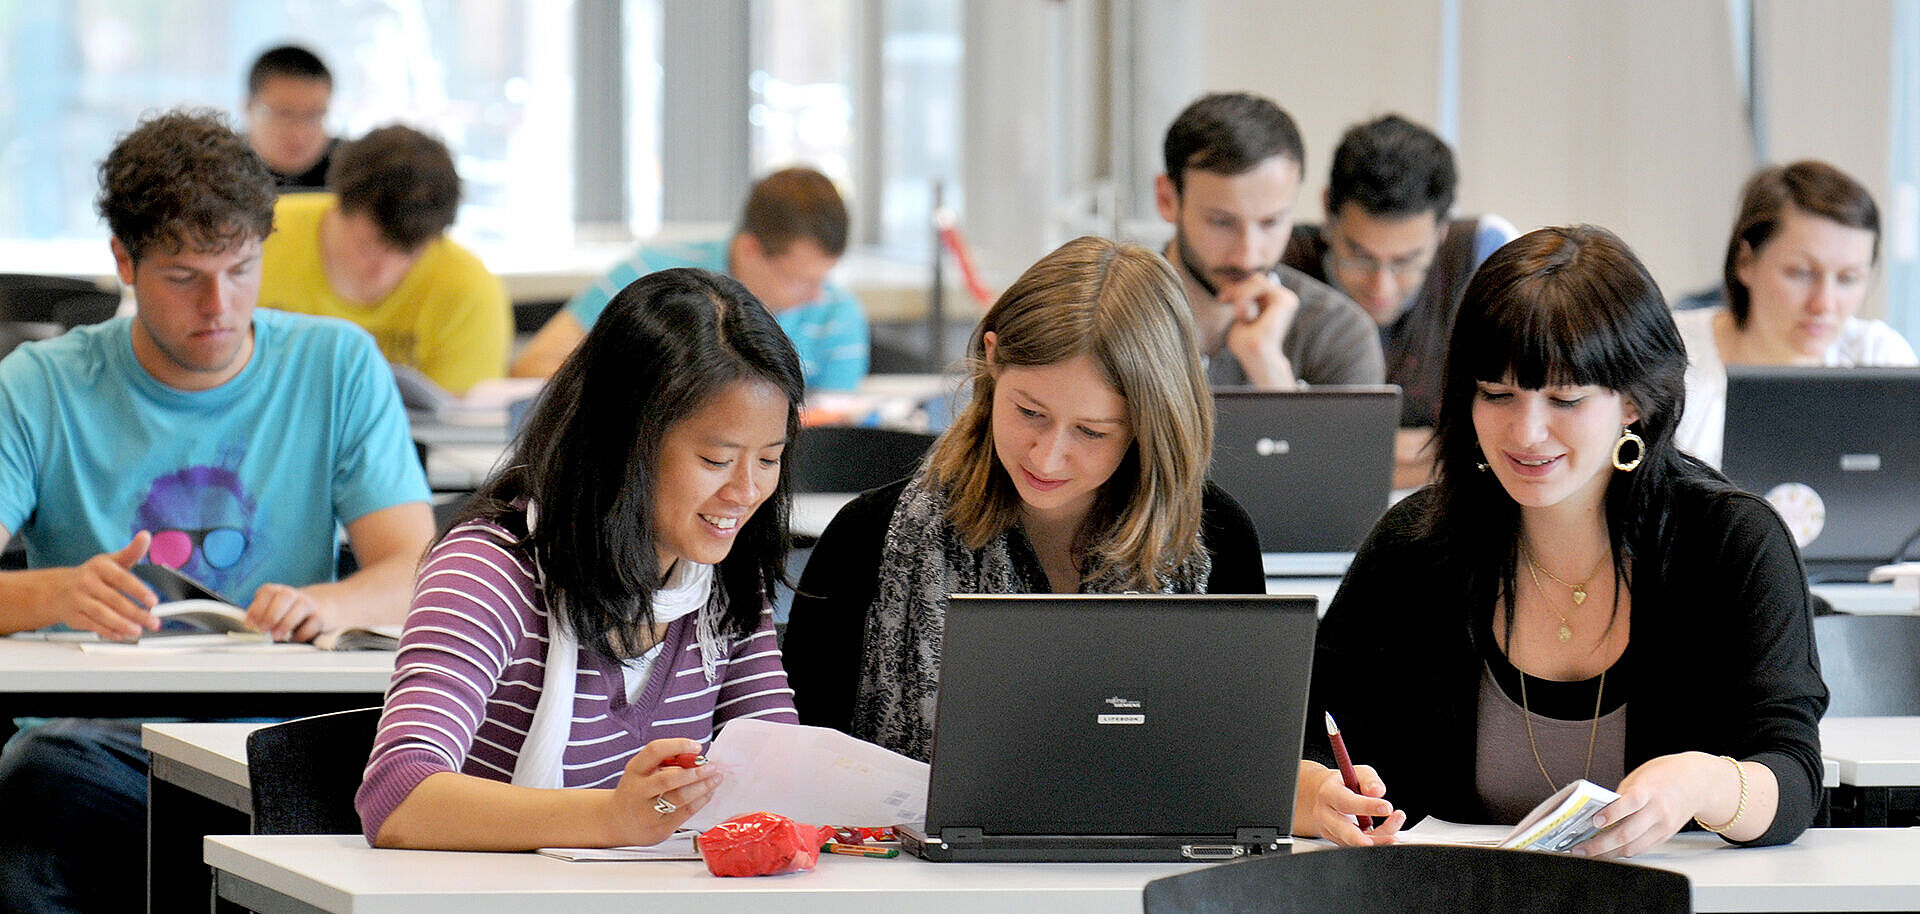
[355,268,802,850]
[1293,226,1826,856]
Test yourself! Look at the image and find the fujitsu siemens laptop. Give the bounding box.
[897,593,1317,863]
[1721,366,1920,581]
[1209,387,1400,569]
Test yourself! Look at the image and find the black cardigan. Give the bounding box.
[783,478,1267,733]
[1303,482,1828,846]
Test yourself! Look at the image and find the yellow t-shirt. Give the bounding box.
[259,192,511,395]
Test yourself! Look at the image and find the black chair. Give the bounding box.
[0,273,121,358]
[1813,614,1920,716]
[246,706,383,835]
[1143,844,1691,914]
[789,425,937,494]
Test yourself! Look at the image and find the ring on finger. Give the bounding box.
[653,795,678,815]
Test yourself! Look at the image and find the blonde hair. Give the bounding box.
[924,236,1214,588]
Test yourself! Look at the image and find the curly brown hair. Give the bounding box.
[96,108,277,265]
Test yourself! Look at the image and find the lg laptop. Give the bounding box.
[1721,366,1920,580]
[1209,387,1400,572]
[897,593,1317,863]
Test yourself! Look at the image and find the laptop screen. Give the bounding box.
[1209,386,1400,555]
[1722,366,1920,577]
[923,594,1316,840]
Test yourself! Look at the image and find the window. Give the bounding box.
[0,0,573,247]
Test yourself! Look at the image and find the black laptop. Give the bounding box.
[1722,366,1920,580]
[897,593,1317,863]
[1209,386,1400,558]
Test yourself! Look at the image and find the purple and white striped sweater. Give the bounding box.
[355,518,798,843]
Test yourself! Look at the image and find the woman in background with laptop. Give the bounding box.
[1673,160,1917,468]
[355,269,802,850]
[783,235,1266,761]
[1296,226,1826,855]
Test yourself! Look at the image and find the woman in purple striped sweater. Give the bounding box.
[356,268,803,849]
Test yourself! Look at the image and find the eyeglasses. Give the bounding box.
[150,527,248,570]
[250,103,327,128]
[1328,248,1436,281]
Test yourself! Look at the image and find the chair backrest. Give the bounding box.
[0,274,122,359]
[789,425,937,494]
[1814,613,1920,716]
[1143,844,1690,914]
[246,706,383,835]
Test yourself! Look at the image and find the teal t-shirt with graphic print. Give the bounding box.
[0,310,428,603]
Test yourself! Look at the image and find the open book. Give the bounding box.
[57,564,402,651]
[129,564,259,640]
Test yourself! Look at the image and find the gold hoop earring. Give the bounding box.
[1612,426,1645,472]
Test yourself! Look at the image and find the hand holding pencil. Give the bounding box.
[1304,713,1403,845]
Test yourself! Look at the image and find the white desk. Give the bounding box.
[1813,582,1918,616]
[0,637,394,718]
[143,721,265,815]
[1823,716,1920,788]
[1822,716,1920,828]
[203,829,1920,914]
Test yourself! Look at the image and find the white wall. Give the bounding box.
[1198,0,1899,316]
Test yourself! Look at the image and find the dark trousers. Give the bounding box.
[0,719,147,914]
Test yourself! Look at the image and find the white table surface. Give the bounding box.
[1822,716,1920,787]
[1813,582,1919,615]
[144,722,263,792]
[204,829,1920,914]
[0,637,395,694]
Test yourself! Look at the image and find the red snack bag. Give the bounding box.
[697,812,836,877]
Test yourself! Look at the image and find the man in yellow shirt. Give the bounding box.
[260,125,510,395]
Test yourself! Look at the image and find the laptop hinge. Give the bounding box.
[1235,827,1282,847]
[935,827,985,846]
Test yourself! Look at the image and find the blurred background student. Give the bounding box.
[783,236,1265,761]
[242,44,338,192]
[1673,160,1918,468]
[512,166,869,392]
[1297,226,1826,856]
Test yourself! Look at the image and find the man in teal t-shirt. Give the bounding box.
[512,166,869,390]
[0,109,434,913]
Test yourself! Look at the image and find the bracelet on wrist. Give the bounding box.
[1693,755,1748,835]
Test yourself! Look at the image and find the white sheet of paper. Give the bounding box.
[684,719,929,832]
[537,833,700,861]
[1393,818,1509,846]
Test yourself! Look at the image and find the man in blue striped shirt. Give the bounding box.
[513,167,869,390]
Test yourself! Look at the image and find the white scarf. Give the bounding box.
[510,503,722,788]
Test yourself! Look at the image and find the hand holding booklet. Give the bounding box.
[42,564,402,651]
[1499,779,1620,851]
[1396,779,1620,852]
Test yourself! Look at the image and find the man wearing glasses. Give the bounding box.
[1281,114,1516,486]
[243,44,338,192]
[1154,92,1383,390]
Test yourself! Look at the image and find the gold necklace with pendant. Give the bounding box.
[1521,546,1610,642]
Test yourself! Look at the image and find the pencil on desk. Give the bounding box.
[825,842,899,858]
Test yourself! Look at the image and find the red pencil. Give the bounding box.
[662,753,706,769]
[1324,712,1374,830]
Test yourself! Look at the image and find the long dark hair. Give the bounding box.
[1426,225,1722,631]
[451,268,804,660]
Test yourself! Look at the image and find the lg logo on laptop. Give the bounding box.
[1254,437,1290,457]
